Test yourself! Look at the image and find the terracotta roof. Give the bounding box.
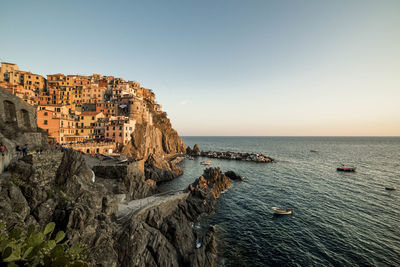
[81,111,102,116]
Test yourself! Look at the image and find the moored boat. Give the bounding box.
[337,167,356,172]
[201,160,211,165]
[272,207,292,215]
[385,186,397,191]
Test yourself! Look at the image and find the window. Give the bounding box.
[119,133,122,137]
[44,112,48,116]
[44,120,48,125]
[92,116,95,120]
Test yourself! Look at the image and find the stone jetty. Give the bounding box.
[187,145,274,163]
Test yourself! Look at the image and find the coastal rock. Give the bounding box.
[144,154,183,183]
[122,111,185,161]
[114,167,235,267]
[186,167,232,220]
[0,147,238,267]
[93,162,157,200]
[224,170,244,181]
[55,149,93,185]
[198,150,274,163]
[192,144,201,155]
[0,178,32,230]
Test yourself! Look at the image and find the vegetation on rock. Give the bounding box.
[0,221,88,267]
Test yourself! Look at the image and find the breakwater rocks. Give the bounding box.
[187,144,274,163]
[0,149,238,266]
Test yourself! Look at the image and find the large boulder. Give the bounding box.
[192,144,200,156]
[93,162,157,201]
[144,154,183,183]
[55,149,93,185]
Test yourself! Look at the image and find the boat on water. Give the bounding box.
[272,207,292,215]
[201,161,211,165]
[310,149,319,152]
[385,186,397,191]
[337,167,356,172]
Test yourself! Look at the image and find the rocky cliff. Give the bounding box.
[0,149,236,266]
[122,110,186,183]
[122,112,185,160]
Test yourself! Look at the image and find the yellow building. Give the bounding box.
[0,62,45,92]
[77,111,105,140]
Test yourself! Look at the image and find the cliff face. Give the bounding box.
[122,112,186,160]
[122,111,186,183]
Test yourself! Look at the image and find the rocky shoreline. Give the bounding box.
[0,149,238,266]
[187,144,274,163]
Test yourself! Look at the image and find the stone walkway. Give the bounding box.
[117,190,188,221]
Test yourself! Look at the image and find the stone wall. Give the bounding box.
[0,87,44,174]
[0,87,37,130]
[62,141,116,155]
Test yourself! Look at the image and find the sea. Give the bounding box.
[159,137,400,267]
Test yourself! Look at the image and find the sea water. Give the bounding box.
[159,137,400,266]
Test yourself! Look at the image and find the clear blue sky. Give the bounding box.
[1,0,399,136]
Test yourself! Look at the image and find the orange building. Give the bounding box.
[37,107,79,144]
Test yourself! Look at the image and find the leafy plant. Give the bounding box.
[0,221,88,266]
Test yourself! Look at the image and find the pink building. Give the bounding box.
[104,117,136,144]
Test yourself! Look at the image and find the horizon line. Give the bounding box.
[181,135,400,137]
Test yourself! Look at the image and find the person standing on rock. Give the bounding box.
[22,144,29,156]
[0,143,6,157]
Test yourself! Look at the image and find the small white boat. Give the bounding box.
[272,207,292,215]
[201,161,211,165]
[310,149,319,152]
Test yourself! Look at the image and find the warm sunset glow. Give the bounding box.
[1,0,399,136]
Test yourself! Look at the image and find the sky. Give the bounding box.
[1,0,399,136]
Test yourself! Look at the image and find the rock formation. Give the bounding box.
[121,109,186,183]
[0,148,236,266]
[144,153,184,183]
[224,170,244,181]
[122,112,185,160]
[187,144,274,163]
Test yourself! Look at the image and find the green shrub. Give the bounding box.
[0,222,88,266]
